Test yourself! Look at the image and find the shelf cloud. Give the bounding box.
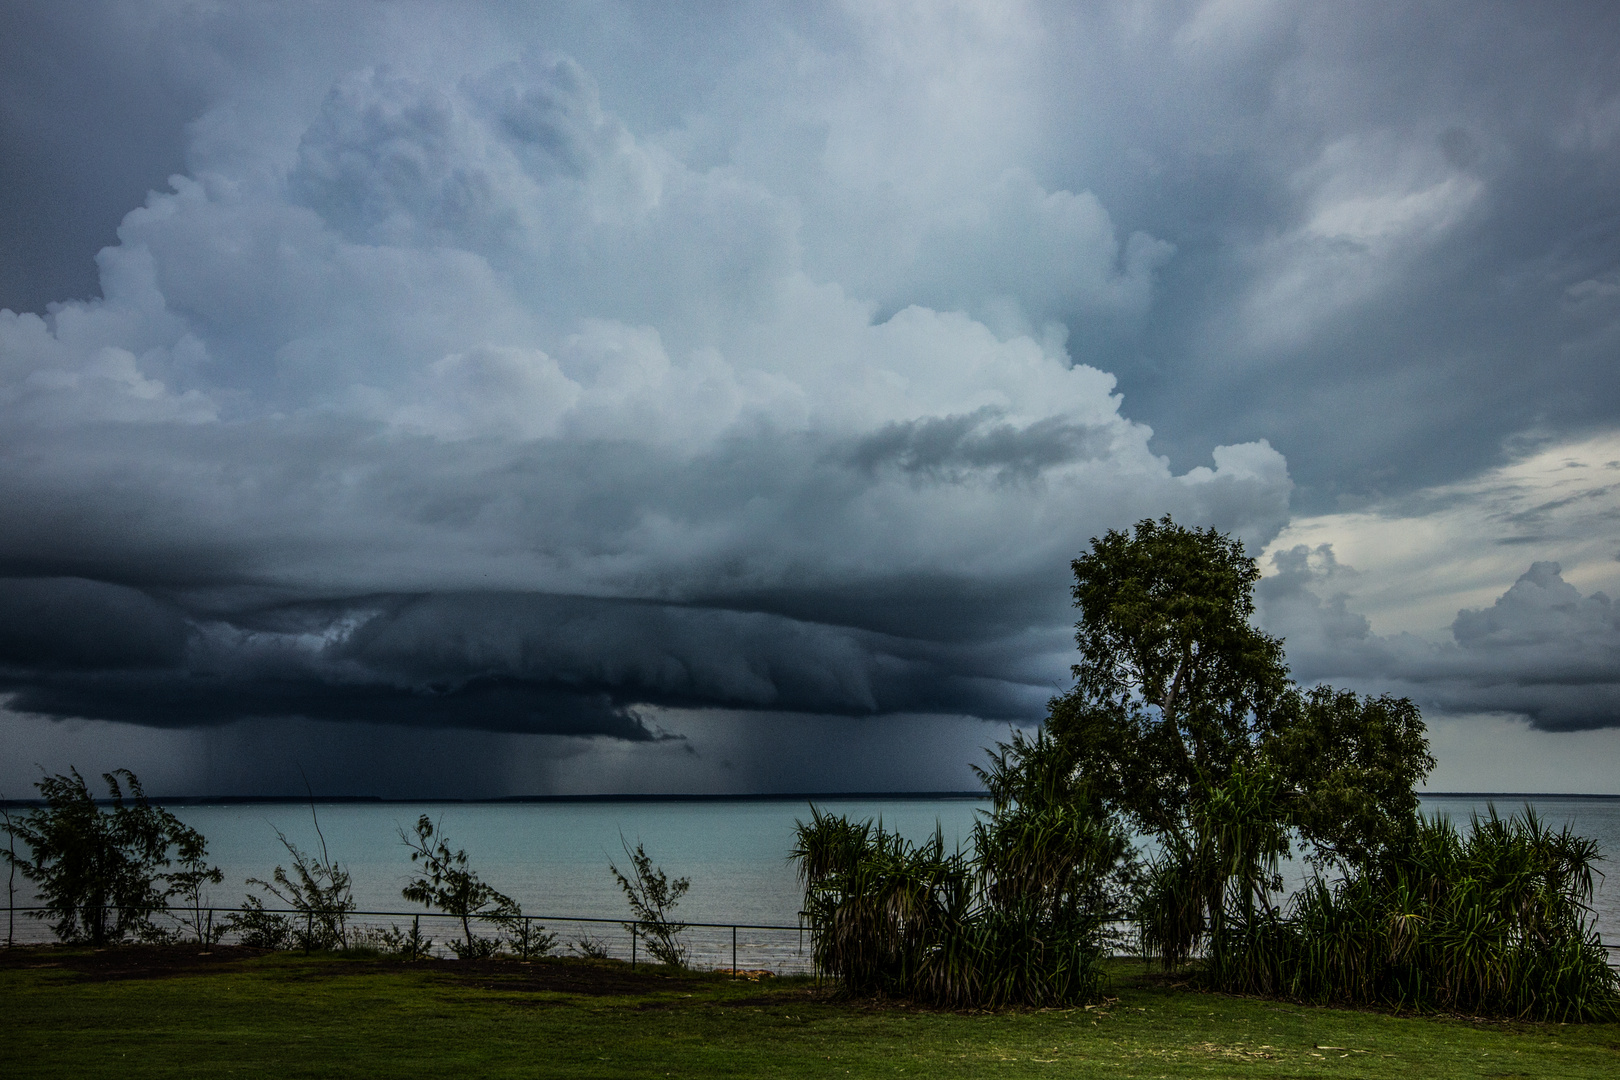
[0,34,1289,744]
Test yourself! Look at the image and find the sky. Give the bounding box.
[1,0,1618,798]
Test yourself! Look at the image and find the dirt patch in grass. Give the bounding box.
[417,956,710,996]
[0,944,721,997]
[0,944,270,981]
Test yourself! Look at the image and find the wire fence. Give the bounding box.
[0,905,813,975]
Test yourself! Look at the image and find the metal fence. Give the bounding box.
[0,906,813,975]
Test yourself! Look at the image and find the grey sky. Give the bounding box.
[1,1,1617,796]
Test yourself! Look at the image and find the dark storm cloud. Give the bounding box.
[0,584,1049,733]
[1431,563,1620,730]
[336,592,1047,717]
[3,1,1616,795]
[0,669,655,740]
[1261,550,1620,732]
[0,578,187,669]
[0,398,1255,736]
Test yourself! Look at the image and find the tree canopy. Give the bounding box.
[1048,515,1432,868]
[1049,517,1293,842]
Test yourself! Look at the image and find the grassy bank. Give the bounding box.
[5,946,1618,1079]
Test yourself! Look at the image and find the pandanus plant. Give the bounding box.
[793,730,1133,1008]
[1207,806,1618,1020]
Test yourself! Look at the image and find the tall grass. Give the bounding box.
[1135,765,1289,968]
[798,744,1618,1021]
[1207,806,1618,1021]
[793,730,1132,1007]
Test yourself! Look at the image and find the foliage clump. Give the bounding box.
[221,895,296,950]
[611,839,690,967]
[2,768,218,945]
[401,815,551,959]
[1213,807,1618,1020]
[794,731,1133,1007]
[236,815,356,951]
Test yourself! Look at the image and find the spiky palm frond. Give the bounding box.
[1204,807,1618,1020]
[793,788,1131,1008]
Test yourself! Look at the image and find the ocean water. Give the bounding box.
[4,794,1617,971]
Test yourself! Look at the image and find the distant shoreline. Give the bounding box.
[3,790,1618,808]
[0,790,994,808]
[1418,791,1620,800]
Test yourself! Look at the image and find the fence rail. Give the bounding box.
[0,905,812,975]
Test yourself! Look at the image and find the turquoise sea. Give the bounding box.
[5,794,1618,971]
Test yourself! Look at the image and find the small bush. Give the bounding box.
[245,825,355,951]
[400,815,529,960]
[570,934,612,960]
[610,840,690,968]
[222,896,295,950]
[365,916,436,961]
[506,916,558,960]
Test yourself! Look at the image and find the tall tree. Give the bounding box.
[1048,516,1292,843]
[1047,517,1434,964]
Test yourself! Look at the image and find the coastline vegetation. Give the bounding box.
[793,729,1131,1007]
[611,837,692,967]
[1,768,214,946]
[399,814,544,959]
[794,517,1617,1019]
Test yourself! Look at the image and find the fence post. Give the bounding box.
[732,925,737,979]
[631,926,637,969]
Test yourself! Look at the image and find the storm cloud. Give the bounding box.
[2,2,1618,792]
[1262,549,1620,732]
[0,26,1290,751]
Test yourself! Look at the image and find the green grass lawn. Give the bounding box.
[5,946,1617,1079]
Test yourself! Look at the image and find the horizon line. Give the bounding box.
[3,789,1618,808]
[0,789,993,808]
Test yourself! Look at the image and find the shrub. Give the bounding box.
[2,768,211,945]
[506,915,558,960]
[570,933,612,960]
[610,840,690,968]
[355,916,436,960]
[795,731,1132,1008]
[244,811,355,951]
[1207,807,1620,1020]
[220,896,294,949]
[400,815,535,959]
